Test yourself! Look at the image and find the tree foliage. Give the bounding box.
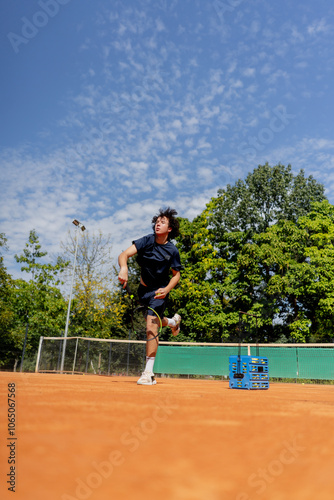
[15,229,68,286]
[214,163,326,234]
[2,231,69,367]
[168,199,229,342]
[172,163,328,342]
[0,234,18,367]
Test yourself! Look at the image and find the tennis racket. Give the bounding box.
[125,284,163,342]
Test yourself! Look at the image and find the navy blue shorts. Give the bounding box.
[137,284,168,318]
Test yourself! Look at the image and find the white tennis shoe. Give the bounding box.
[137,371,157,385]
[170,313,181,336]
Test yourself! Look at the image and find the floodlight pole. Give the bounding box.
[60,219,86,373]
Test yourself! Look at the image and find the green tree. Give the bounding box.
[174,164,327,343]
[298,200,334,341]
[245,219,311,342]
[9,279,67,360]
[15,229,68,286]
[210,163,326,341]
[213,163,326,235]
[234,200,334,342]
[8,231,69,367]
[0,234,19,368]
[169,199,229,342]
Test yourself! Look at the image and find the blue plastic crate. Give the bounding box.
[229,376,269,390]
[229,355,269,390]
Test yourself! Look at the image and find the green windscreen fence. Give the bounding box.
[154,344,334,380]
[154,345,246,376]
[36,338,334,381]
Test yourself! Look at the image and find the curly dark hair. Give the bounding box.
[152,207,180,240]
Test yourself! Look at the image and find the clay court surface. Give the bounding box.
[1,373,334,500]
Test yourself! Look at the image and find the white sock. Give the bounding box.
[145,356,155,373]
[167,317,176,327]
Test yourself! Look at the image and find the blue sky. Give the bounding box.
[1,0,334,278]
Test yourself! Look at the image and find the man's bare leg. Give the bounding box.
[146,315,159,358]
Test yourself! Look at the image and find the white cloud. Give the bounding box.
[243,67,256,77]
[307,18,329,36]
[260,63,272,75]
[156,18,166,32]
[197,167,214,184]
[267,70,290,85]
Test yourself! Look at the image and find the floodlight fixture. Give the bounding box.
[61,218,86,372]
[72,219,86,231]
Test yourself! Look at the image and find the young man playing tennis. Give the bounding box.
[118,207,182,385]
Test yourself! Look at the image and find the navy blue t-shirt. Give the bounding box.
[133,234,182,289]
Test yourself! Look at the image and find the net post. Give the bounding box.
[108,342,112,376]
[57,340,63,371]
[98,353,102,375]
[35,336,44,373]
[127,329,132,376]
[72,337,79,374]
[85,340,90,373]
